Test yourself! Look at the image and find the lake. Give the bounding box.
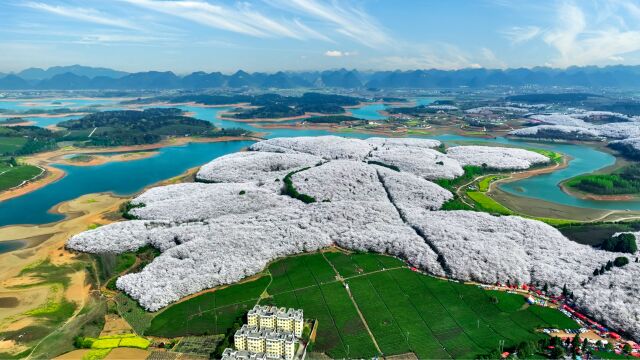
[0,100,637,229]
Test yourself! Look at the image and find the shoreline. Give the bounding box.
[3,112,89,119]
[487,156,640,222]
[0,121,36,127]
[52,151,160,167]
[0,136,260,203]
[0,165,66,202]
[558,182,637,201]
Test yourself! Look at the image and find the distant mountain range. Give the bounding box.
[16,65,129,80]
[2,65,640,90]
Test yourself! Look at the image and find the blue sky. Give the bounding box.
[2,0,640,73]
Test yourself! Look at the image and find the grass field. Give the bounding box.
[477,175,507,192]
[0,162,43,191]
[141,251,578,359]
[467,191,513,215]
[531,149,563,164]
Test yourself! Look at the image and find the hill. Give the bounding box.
[5,65,640,89]
[57,108,248,146]
[17,65,128,80]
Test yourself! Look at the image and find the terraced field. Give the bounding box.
[144,251,579,359]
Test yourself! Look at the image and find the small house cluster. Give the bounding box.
[221,305,305,360]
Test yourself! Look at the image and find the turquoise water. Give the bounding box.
[412,97,437,106]
[435,135,629,210]
[0,98,117,127]
[351,104,387,120]
[0,141,253,226]
[0,98,119,111]
[0,100,637,229]
[0,114,82,127]
[347,98,436,120]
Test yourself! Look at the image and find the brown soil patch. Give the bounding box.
[1,276,42,288]
[0,287,50,323]
[0,297,19,308]
[0,339,28,354]
[100,314,134,337]
[65,271,90,308]
[53,349,90,360]
[104,347,150,360]
[0,193,124,331]
[1,317,35,332]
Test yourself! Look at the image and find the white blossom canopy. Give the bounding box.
[67,136,639,340]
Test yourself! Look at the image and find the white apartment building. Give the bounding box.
[221,348,267,360]
[234,324,297,360]
[247,305,304,337]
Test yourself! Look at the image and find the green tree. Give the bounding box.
[550,346,565,359]
[582,338,589,352]
[614,256,630,267]
[571,334,581,351]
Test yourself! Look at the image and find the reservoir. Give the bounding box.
[0,101,634,228]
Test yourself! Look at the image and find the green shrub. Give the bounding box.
[614,256,629,267]
[120,202,145,220]
[602,233,638,253]
[282,168,316,204]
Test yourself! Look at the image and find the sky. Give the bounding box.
[2,0,640,74]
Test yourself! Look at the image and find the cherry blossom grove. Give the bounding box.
[66,136,640,339]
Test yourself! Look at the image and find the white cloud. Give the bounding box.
[25,2,140,30]
[502,26,541,44]
[267,0,391,48]
[480,47,506,68]
[324,50,355,57]
[122,0,328,41]
[543,2,640,67]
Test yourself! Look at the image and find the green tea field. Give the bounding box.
[144,251,579,359]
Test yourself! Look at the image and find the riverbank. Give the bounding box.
[0,165,65,202]
[559,183,638,201]
[557,148,639,201]
[0,192,124,356]
[0,121,36,127]
[0,136,260,203]
[468,150,640,222]
[53,151,159,167]
[0,163,202,357]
